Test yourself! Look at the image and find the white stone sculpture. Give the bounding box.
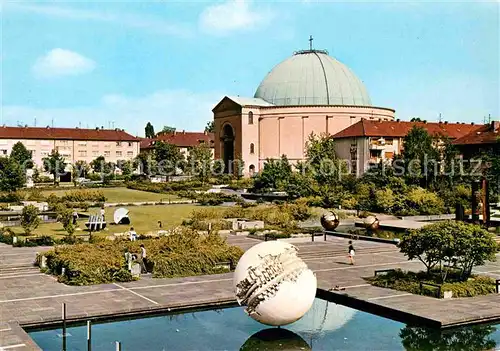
[233,241,317,326]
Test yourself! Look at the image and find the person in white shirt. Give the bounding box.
[140,244,148,273]
[129,227,137,241]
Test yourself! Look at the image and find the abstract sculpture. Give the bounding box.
[233,241,317,326]
[360,215,379,230]
[320,211,340,231]
[113,208,130,225]
[240,328,311,351]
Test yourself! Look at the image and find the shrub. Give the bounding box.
[405,187,445,215]
[367,269,496,298]
[62,189,106,202]
[21,205,41,235]
[0,191,22,203]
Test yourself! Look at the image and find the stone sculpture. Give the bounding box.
[233,241,317,326]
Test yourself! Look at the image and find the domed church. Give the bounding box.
[212,39,395,176]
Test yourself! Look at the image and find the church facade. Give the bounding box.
[212,46,395,176]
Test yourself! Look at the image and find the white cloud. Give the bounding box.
[32,49,96,79]
[1,90,224,136]
[199,0,274,35]
[5,3,192,37]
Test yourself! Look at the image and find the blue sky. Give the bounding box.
[1,1,498,136]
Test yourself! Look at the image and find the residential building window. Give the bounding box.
[116,141,122,147]
[104,151,111,157]
[78,150,87,157]
[116,151,122,157]
[78,142,87,146]
[128,142,133,147]
[127,151,134,157]
[249,164,255,176]
[250,143,255,154]
[248,111,254,125]
[0,149,7,155]
[92,151,99,156]
[385,138,394,145]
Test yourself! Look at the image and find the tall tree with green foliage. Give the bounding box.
[0,156,25,191]
[154,141,185,175]
[134,152,157,176]
[305,133,346,185]
[42,150,66,185]
[72,160,90,180]
[10,142,33,169]
[400,126,439,187]
[145,122,155,138]
[205,121,215,133]
[253,155,293,192]
[187,143,213,183]
[21,205,41,235]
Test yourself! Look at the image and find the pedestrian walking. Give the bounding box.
[72,210,79,225]
[348,240,355,265]
[100,206,105,220]
[140,244,148,273]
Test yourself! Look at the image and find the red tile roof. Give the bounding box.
[140,131,214,149]
[0,126,139,141]
[333,119,483,139]
[452,121,500,145]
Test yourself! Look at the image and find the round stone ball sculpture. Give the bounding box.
[361,215,380,230]
[320,211,340,231]
[240,328,311,351]
[233,241,317,326]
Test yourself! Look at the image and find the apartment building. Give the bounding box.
[0,126,140,167]
[333,119,483,176]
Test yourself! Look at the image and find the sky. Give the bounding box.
[0,0,498,137]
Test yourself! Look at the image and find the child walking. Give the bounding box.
[348,240,355,265]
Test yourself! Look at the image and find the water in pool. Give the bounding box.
[28,299,500,350]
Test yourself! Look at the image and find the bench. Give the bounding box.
[420,282,442,298]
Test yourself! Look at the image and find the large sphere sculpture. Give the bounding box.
[320,211,340,231]
[233,241,317,326]
[361,215,380,230]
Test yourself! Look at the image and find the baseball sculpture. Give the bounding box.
[320,211,340,231]
[233,241,317,326]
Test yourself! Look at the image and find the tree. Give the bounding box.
[134,152,157,177]
[161,126,176,134]
[187,143,213,183]
[0,157,24,191]
[116,160,133,177]
[145,122,155,139]
[305,133,346,185]
[10,142,33,169]
[253,155,293,192]
[154,141,185,175]
[72,161,90,180]
[410,117,424,122]
[21,205,41,235]
[56,205,75,235]
[205,121,215,133]
[401,126,439,187]
[399,223,453,274]
[42,150,66,185]
[399,221,497,281]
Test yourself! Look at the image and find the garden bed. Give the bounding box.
[37,228,244,285]
[365,269,496,298]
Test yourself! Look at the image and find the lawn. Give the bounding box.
[9,204,225,238]
[41,187,181,203]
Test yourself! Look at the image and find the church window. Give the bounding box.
[248,112,254,125]
[249,164,255,175]
[250,143,255,154]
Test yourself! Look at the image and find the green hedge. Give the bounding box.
[367,269,496,298]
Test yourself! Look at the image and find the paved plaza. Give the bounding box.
[1,235,500,350]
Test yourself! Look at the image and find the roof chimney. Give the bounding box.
[183,130,185,134]
[492,120,500,130]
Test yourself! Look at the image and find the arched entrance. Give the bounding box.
[221,124,235,173]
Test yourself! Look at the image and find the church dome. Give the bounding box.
[254,49,372,107]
